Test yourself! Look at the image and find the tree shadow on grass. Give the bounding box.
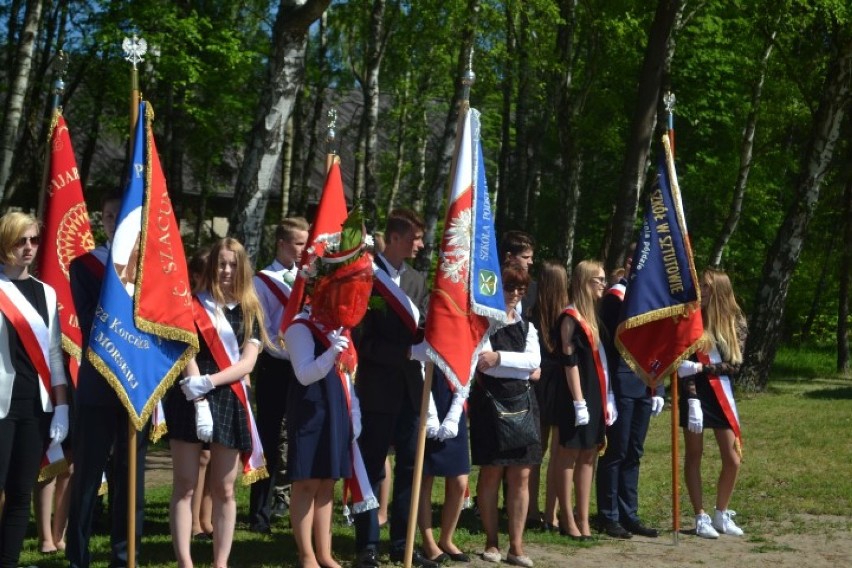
[803,386,852,400]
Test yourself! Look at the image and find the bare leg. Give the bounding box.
[200,465,214,534]
[52,464,73,550]
[505,466,531,558]
[683,429,705,515]
[543,428,560,527]
[35,477,57,553]
[191,449,211,535]
[573,450,596,536]
[418,476,441,559]
[555,446,580,537]
[438,475,468,556]
[313,479,342,568]
[291,479,320,568]
[169,440,203,568]
[378,458,392,526]
[713,428,741,511]
[208,443,240,568]
[477,466,504,555]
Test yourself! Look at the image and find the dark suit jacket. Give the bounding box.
[70,248,121,407]
[600,280,664,400]
[353,257,428,414]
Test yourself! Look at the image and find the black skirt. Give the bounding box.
[469,374,542,466]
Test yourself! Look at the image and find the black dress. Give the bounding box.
[469,320,542,466]
[678,353,735,431]
[165,301,255,452]
[423,367,470,477]
[555,312,605,450]
[286,323,352,481]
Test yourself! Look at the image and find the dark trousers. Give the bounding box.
[66,403,150,568]
[354,394,419,553]
[596,395,652,524]
[248,354,292,528]
[0,398,49,568]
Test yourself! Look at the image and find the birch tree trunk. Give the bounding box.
[709,23,779,266]
[739,36,852,391]
[838,174,851,373]
[415,0,479,272]
[361,0,391,230]
[230,0,331,259]
[386,72,410,213]
[0,0,43,202]
[495,1,515,234]
[603,0,680,276]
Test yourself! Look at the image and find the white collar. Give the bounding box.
[377,253,406,280]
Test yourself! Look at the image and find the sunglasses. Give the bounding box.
[15,235,40,247]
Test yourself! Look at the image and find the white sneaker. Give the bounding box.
[713,508,744,536]
[695,512,719,539]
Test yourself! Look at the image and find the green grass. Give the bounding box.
[18,346,852,566]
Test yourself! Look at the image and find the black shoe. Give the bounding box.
[249,522,271,535]
[601,520,633,539]
[271,496,289,520]
[623,520,659,538]
[390,549,440,568]
[355,548,380,568]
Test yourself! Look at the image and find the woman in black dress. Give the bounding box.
[167,238,269,568]
[678,268,746,539]
[414,366,470,563]
[528,260,569,531]
[553,260,615,539]
[0,212,69,568]
[469,264,542,567]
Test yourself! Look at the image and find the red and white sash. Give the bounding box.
[0,276,53,403]
[606,282,626,301]
[696,347,742,456]
[291,316,378,514]
[372,261,420,335]
[564,305,611,423]
[256,270,292,308]
[192,293,268,484]
[0,275,69,477]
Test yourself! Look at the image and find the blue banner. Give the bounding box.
[616,136,703,387]
[469,109,506,319]
[86,102,196,429]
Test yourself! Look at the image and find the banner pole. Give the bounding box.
[404,362,436,568]
[403,54,475,568]
[671,372,680,545]
[123,34,147,568]
[37,52,69,221]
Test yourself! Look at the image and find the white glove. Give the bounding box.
[350,392,363,441]
[677,360,703,377]
[425,393,441,439]
[195,399,214,442]
[326,327,349,354]
[50,404,69,445]
[606,393,618,426]
[651,396,665,417]
[436,392,465,441]
[687,398,703,433]
[181,374,215,400]
[573,399,590,426]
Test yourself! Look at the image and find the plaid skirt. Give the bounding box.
[164,383,252,453]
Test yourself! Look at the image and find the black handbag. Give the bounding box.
[483,384,539,452]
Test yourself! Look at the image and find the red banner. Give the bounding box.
[38,112,94,385]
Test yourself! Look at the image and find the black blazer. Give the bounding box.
[70,249,121,407]
[600,282,664,399]
[353,257,428,414]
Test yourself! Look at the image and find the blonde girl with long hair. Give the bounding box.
[553,260,615,539]
[678,268,747,539]
[166,237,270,568]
